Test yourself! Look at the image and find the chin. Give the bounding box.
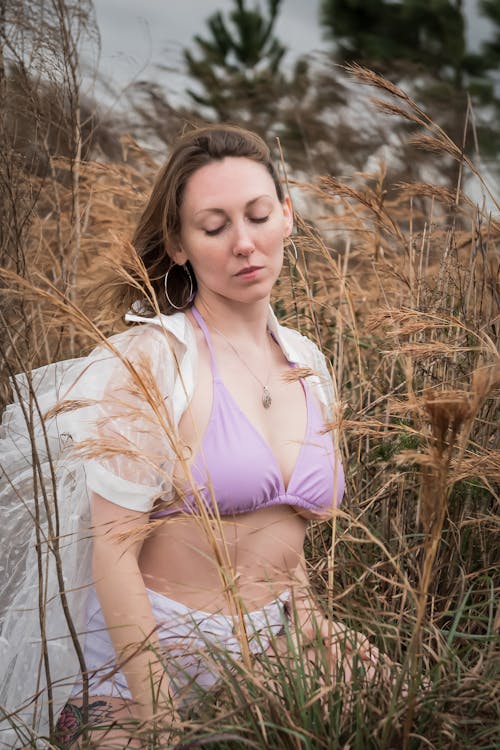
[230,279,276,303]
[240,285,275,304]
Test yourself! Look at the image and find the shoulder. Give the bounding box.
[276,324,328,371]
[89,312,195,374]
[276,323,338,415]
[123,309,195,349]
[61,317,194,407]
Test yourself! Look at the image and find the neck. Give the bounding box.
[194,292,271,346]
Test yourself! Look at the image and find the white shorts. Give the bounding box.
[70,587,290,705]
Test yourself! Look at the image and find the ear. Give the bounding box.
[282,195,294,237]
[171,244,188,265]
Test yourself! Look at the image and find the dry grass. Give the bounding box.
[1,47,499,750]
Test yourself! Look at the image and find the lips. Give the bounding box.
[235,266,263,276]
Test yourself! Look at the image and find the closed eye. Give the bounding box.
[204,226,225,236]
[204,216,269,235]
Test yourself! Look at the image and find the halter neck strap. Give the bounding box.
[191,306,220,376]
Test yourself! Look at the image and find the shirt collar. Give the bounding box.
[124,306,297,362]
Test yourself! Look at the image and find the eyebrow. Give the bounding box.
[193,194,273,218]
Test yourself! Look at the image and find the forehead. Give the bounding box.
[181,157,277,213]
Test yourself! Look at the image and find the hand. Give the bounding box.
[294,604,374,654]
[322,620,380,666]
[291,605,381,682]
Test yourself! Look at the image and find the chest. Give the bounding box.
[177,331,309,490]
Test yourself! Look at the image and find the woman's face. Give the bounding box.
[174,157,293,306]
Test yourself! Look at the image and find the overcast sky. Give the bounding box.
[86,0,494,102]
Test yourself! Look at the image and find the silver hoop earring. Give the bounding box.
[164,263,195,310]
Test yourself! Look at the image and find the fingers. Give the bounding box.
[270,613,382,685]
[321,626,383,686]
[294,618,379,665]
[324,623,378,662]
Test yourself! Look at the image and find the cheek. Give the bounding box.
[185,243,225,280]
[178,230,209,267]
[269,222,288,249]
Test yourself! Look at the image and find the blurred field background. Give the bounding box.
[1,1,499,748]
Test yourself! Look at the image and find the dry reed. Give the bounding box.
[0,23,499,748]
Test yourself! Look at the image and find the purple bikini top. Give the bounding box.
[150,307,344,519]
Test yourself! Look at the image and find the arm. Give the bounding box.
[59,327,182,722]
[91,492,174,724]
[289,554,378,667]
[283,333,378,673]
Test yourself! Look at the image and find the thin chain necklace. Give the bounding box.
[210,323,273,409]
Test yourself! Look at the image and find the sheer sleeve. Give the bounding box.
[56,324,181,512]
[0,323,186,747]
[282,327,340,424]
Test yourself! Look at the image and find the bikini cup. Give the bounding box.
[150,308,344,518]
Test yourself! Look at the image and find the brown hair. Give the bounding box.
[128,124,285,316]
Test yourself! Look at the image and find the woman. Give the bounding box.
[0,125,372,749]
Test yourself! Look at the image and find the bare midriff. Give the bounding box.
[138,505,308,614]
[137,313,323,614]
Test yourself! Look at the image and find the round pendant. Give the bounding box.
[262,386,272,409]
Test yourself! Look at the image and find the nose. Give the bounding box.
[232,220,255,256]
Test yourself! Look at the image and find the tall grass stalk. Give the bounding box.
[1,31,499,749]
